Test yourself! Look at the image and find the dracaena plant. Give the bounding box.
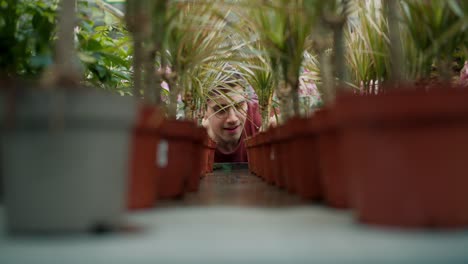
[243,0,320,121]
[345,0,391,94]
[162,0,238,119]
[236,45,275,131]
[190,61,233,124]
[400,0,467,82]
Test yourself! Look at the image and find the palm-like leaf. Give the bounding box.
[401,0,467,80]
[240,0,320,119]
[345,0,390,93]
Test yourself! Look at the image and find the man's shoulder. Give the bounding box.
[246,100,261,134]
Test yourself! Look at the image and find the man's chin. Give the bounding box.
[222,133,242,143]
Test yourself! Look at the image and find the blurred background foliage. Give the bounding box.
[1,0,467,108]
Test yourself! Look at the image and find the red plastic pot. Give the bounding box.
[272,125,288,189]
[200,130,209,177]
[248,135,259,176]
[128,104,164,210]
[157,119,196,199]
[269,127,282,186]
[315,108,349,208]
[263,130,274,184]
[186,126,205,192]
[288,117,321,200]
[336,85,468,228]
[206,137,217,173]
[245,136,254,173]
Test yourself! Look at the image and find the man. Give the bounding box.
[202,82,261,163]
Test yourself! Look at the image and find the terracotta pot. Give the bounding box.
[263,131,274,184]
[200,130,210,177]
[186,126,205,192]
[128,104,164,210]
[157,119,196,199]
[206,137,217,173]
[267,127,281,187]
[272,125,287,188]
[257,132,267,180]
[336,85,468,228]
[315,108,349,208]
[280,124,293,191]
[248,135,259,176]
[245,136,254,173]
[288,117,321,200]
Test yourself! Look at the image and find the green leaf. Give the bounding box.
[78,52,97,63]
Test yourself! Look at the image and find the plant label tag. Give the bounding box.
[157,140,169,168]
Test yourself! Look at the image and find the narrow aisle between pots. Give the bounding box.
[157,163,307,208]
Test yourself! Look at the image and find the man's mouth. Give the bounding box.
[224,125,240,134]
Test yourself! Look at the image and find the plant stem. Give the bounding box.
[133,33,143,98]
[333,22,346,89]
[385,0,404,87]
[319,48,335,104]
[56,0,80,84]
[126,0,142,97]
[144,46,157,103]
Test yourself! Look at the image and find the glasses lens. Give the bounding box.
[215,107,228,118]
[212,101,246,119]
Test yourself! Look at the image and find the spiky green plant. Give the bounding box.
[345,0,390,93]
[242,0,320,121]
[400,0,467,82]
[235,46,275,130]
[162,0,240,119]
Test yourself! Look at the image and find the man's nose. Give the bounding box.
[225,107,239,123]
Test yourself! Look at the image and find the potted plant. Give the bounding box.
[2,0,137,233]
[125,0,167,209]
[155,1,236,197]
[240,0,322,198]
[337,0,468,228]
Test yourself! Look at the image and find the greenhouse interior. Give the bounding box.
[1,0,468,263]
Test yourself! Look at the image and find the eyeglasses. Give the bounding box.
[210,101,247,119]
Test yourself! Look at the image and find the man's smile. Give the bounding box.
[224,125,240,134]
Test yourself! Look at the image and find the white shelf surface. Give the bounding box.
[1,205,468,264]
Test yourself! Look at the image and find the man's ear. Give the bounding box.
[201,116,209,128]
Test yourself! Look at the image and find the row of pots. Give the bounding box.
[246,84,468,229]
[128,104,216,210]
[1,89,216,233]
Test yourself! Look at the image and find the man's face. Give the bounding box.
[205,87,248,145]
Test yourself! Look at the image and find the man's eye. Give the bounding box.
[235,102,246,110]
